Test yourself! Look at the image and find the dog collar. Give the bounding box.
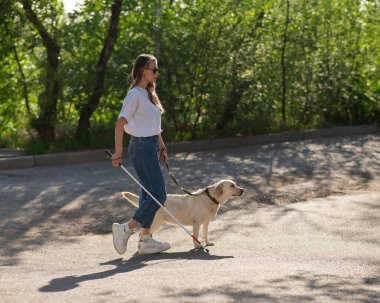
[204,188,220,205]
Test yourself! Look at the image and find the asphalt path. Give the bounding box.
[0,133,379,302]
[0,194,379,303]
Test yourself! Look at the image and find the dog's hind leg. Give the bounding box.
[149,210,165,234]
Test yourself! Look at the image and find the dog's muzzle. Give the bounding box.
[235,187,245,196]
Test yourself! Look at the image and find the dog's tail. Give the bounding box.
[122,192,139,208]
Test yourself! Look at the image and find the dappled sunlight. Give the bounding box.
[0,134,379,264]
[159,271,379,303]
[207,193,380,251]
[166,134,380,206]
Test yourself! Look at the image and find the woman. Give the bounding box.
[111,54,170,255]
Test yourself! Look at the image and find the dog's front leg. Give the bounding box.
[192,223,202,248]
[201,222,214,246]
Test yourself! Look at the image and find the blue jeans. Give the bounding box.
[128,135,167,228]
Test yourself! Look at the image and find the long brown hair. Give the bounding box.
[129,54,164,112]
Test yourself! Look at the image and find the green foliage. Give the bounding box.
[24,138,47,155]
[1,0,379,153]
[24,121,121,154]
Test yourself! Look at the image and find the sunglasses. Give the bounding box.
[146,67,159,74]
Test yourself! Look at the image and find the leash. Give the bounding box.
[163,161,220,205]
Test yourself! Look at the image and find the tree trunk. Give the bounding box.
[153,0,161,58]
[280,0,290,125]
[76,0,123,138]
[12,45,31,115]
[22,0,60,144]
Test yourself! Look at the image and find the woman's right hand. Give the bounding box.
[111,153,122,167]
[113,117,127,168]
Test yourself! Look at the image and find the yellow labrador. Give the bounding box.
[122,179,244,248]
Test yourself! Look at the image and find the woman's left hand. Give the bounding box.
[159,147,168,164]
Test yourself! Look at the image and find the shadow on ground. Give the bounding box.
[162,271,380,303]
[39,250,233,292]
[1,134,379,265]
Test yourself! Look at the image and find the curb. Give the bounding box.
[0,124,379,170]
[0,150,104,170]
[167,124,380,153]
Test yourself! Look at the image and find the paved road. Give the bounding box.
[1,193,379,303]
[0,133,379,302]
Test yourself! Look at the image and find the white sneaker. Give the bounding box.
[138,234,170,255]
[112,223,134,254]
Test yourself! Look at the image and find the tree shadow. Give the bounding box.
[0,161,138,264]
[1,133,379,264]
[162,271,380,303]
[39,250,233,293]
[211,191,380,246]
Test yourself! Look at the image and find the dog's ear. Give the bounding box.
[215,182,224,196]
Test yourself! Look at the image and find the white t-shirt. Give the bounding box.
[118,86,162,137]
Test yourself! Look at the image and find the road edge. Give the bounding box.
[1,124,379,170]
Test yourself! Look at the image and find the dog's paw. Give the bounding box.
[205,241,214,246]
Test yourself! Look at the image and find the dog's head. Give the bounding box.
[210,180,245,204]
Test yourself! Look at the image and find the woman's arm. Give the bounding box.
[158,133,168,164]
[112,117,127,167]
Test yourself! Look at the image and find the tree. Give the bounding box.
[280,0,290,124]
[75,0,123,138]
[0,0,379,150]
[21,0,61,144]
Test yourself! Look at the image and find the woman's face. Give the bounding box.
[143,59,159,84]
